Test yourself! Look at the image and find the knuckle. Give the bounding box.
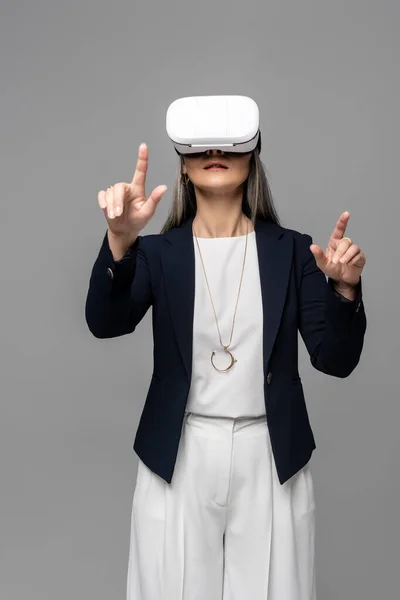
[97,191,105,207]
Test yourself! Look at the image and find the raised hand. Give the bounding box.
[309,211,366,289]
[98,143,167,237]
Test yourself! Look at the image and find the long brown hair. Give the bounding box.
[160,148,282,234]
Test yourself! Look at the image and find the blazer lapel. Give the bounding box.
[255,219,293,374]
[162,217,196,381]
[161,216,293,381]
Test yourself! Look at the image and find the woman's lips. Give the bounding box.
[204,166,228,171]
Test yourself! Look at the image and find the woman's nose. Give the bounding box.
[205,148,224,155]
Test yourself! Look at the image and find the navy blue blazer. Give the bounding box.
[85,216,367,485]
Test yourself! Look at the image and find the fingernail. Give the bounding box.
[332,256,338,263]
[109,209,114,218]
[115,205,121,216]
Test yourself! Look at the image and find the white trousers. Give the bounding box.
[126,412,316,600]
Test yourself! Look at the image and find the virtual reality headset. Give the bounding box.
[166,95,261,156]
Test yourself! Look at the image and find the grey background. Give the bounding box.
[1,0,398,598]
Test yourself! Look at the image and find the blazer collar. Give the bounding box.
[163,214,283,245]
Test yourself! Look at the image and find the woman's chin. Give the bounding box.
[193,178,242,194]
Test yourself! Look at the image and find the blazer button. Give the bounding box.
[107,267,114,280]
[266,372,272,385]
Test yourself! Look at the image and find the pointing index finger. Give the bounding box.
[131,143,148,192]
[330,211,350,244]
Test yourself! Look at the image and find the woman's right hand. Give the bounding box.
[98,143,167,237]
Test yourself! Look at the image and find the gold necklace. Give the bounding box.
[193,219,249,372]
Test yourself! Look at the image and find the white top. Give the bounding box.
[185,232,266,418]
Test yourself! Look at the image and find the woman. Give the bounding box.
[85,138,367,599]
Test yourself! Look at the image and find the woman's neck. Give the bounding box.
[193,210,253,238]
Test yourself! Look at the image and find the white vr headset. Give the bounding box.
[166,95,261,155]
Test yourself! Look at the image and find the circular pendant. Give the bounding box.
[210,347,237,372]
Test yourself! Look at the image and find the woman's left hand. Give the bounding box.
[309,211,366,289]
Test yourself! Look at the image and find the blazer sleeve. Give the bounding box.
[85,231,153,338]
[298,233,367,378]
